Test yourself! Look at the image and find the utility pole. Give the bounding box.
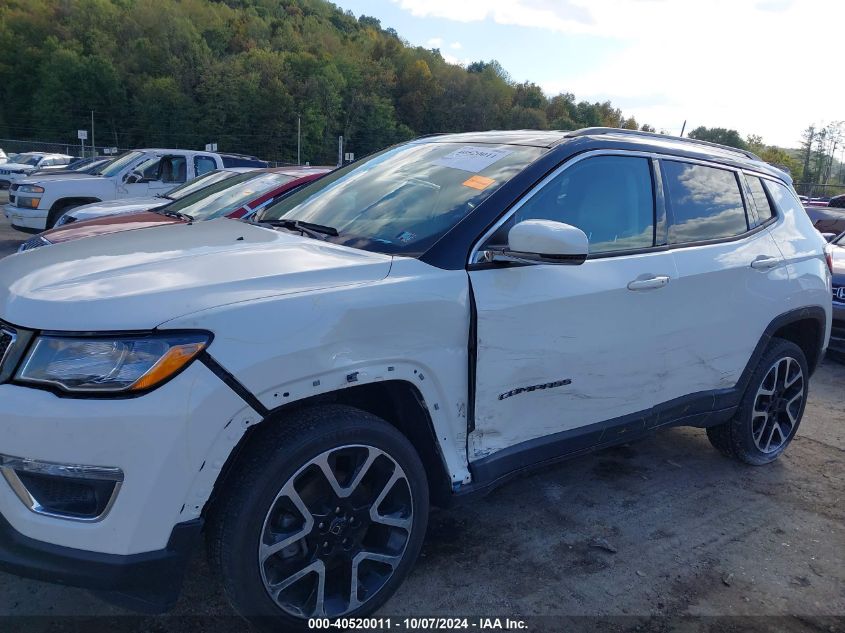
[91,110,95,156]
[338,135,343,167]
[297,115,301,166]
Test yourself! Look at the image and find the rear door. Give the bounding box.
[657,159,786,406]
[468,152,679,463]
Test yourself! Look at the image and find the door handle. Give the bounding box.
[627,275,670,291]
[750,256,780,270]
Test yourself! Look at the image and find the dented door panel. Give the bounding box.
[468,251,678,461]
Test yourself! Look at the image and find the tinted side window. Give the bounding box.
[160,156,187,183]
[746,176,775,221]
[664,161,747,243]
[195,156,217,176]
[500,155,655,254]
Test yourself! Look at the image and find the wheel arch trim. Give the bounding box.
[714,305,828,411]
[183,359,469,522]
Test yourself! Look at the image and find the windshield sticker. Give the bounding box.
[396,231,416,243]
[462,175,496,190]
[432,146,512,173]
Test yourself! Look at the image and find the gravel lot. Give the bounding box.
[0,204,843,631]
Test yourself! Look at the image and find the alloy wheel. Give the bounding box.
[751,356,804,454]
[258,444,414,619]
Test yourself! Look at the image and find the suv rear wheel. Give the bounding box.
[208,405,429,629]
[707,338,808,465]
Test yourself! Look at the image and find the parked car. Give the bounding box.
[17,167,331,251]
[0,128,832,628]
[218,153,270,168]
[3,148,268,232]
[51,167,252,227]
[0,152,74,189]
[828,231,845,360]
[829,193,845,209]
[27,156,114,178]
[804,203,845,235]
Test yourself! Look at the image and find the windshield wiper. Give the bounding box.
[154,208,193,222]
[259,219,339,240]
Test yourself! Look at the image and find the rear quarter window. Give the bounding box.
[663,161,748,243]
[746,175,776,221]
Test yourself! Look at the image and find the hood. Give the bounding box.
[16,172,100,184]
[64,197,166,222]
[0,162,36,173]
[44,210,182,244]
[0,219,393,331]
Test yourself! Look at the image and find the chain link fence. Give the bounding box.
[0,138,330,169]
[0,138,135,159]
[794,182,845,202]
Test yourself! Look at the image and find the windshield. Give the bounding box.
[17,155,42,166]
[163,171,295,220]
[164,170,240,200]
[81,159,113,174]
[259,142,544,255]
[99,151,144,177]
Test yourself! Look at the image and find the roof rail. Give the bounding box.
[565,127,762,161]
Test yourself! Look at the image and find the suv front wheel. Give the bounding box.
[208,405,429,629]
[707,338,808,465]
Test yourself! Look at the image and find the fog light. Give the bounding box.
[0,454,123,522]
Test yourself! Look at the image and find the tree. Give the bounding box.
[687,126,748,150]
[0,0,652,163]
[800,125,815,181]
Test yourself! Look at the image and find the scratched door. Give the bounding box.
[467,250,678,462]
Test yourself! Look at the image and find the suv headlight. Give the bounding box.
[16,185,44,194]
[15,332,210,394]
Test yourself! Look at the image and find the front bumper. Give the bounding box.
[0,357,258,609]
[3,203,48,232]
[0,513,202,612]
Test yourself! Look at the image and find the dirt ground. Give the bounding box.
[0,208,843,632]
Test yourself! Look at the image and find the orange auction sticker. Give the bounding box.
[462,175,496,190]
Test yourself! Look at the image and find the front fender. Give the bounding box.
[161,259,472,485]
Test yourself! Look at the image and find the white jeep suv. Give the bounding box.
[0,129,832,627]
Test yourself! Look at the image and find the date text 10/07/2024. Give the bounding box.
[308,617,529,630]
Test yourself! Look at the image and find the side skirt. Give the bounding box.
[456,391,737,502]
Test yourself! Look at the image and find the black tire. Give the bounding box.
[207,405,429,630]
[47,203,79,229]
[706,338,808,465]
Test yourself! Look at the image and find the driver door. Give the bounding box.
[468,153,678,466]
[123,155,188,197]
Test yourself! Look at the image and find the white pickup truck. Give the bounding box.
[4,148,267,232]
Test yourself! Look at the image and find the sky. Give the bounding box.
[338,0,845,148]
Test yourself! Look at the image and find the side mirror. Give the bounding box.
[495,219,589,265]
[125,171,152,184]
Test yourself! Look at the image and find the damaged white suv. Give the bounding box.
[0,129,832,627]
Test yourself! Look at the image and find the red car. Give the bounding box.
[18,166,332,251]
